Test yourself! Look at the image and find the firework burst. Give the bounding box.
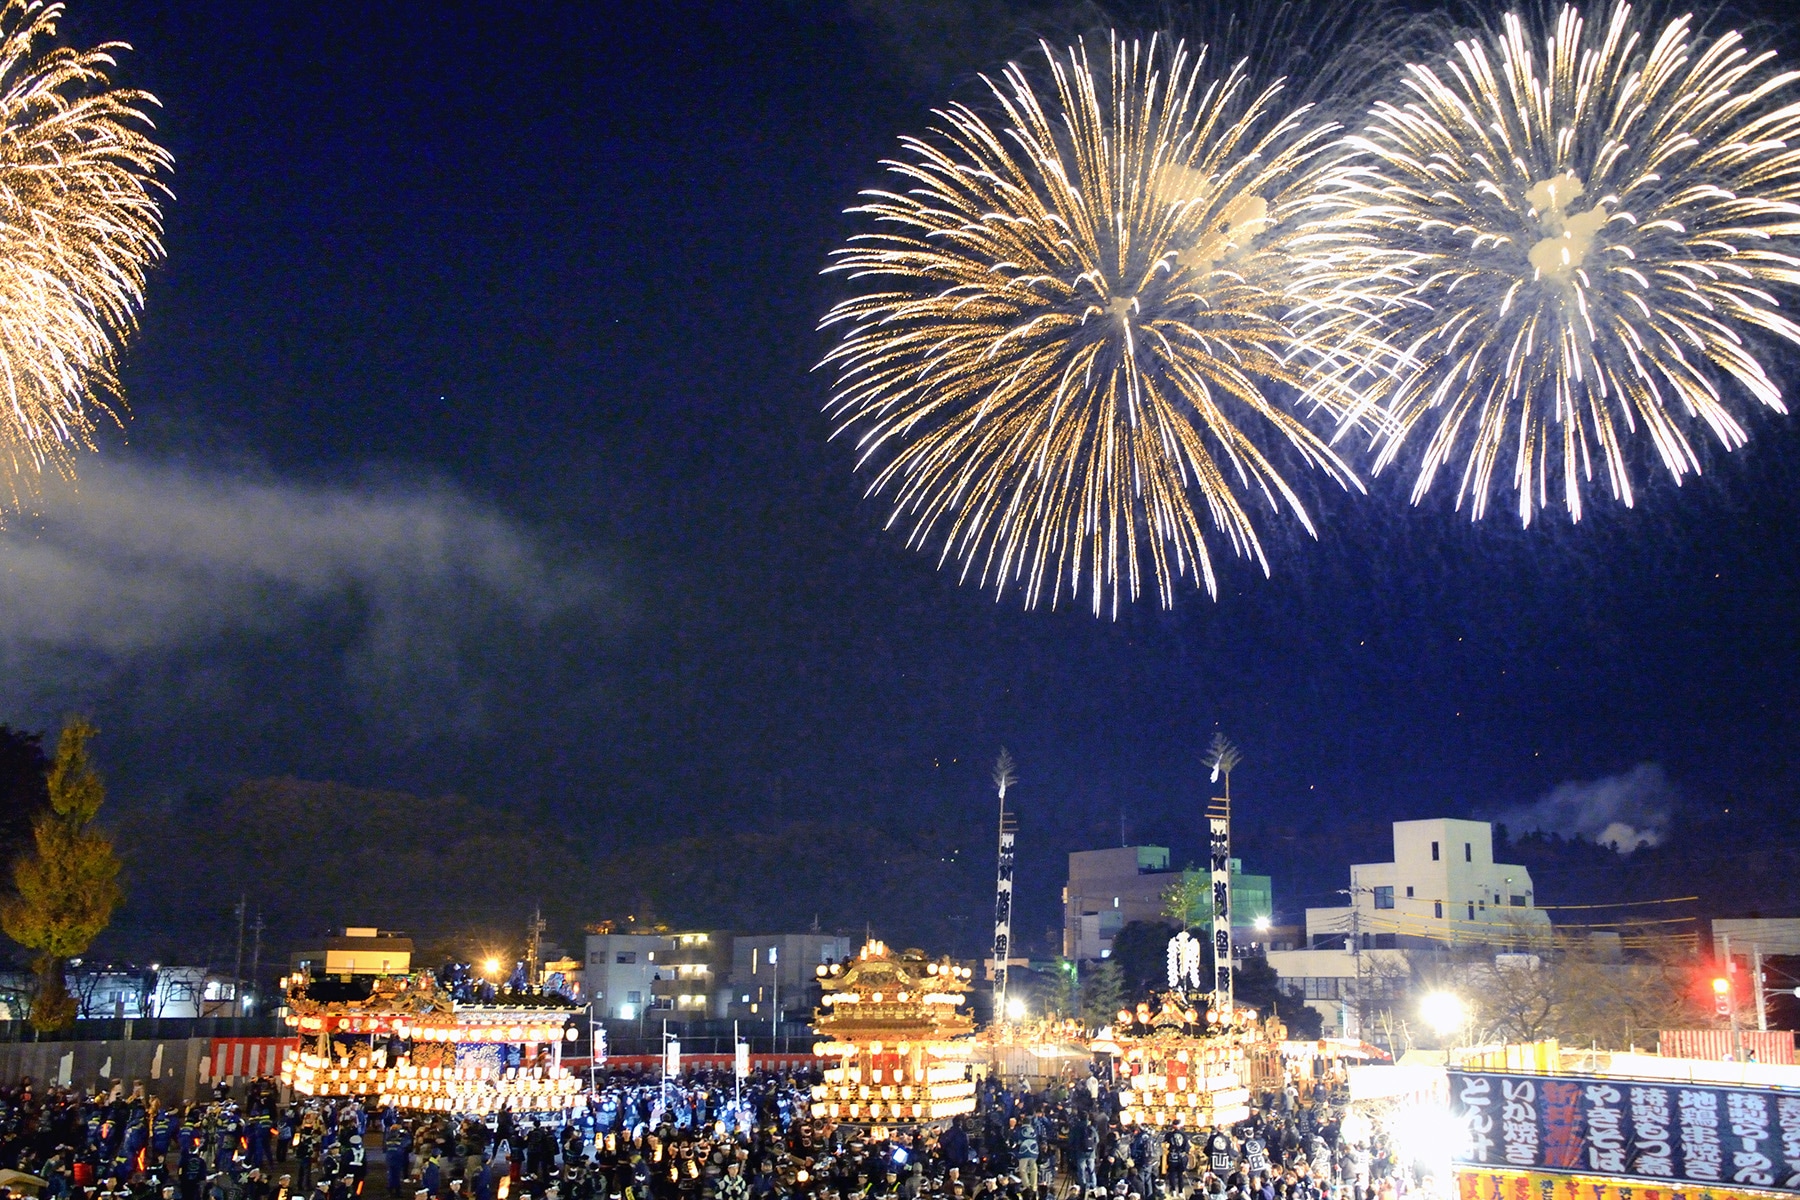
[1312,3,1800,523]
[0,0,170,506]
[820,33,1384,616]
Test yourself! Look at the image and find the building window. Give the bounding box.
[616,952,637,964]
[1311,933,1347,950]
[1511,894,1526,907]
[1431,841,1440,861]
[1405,886,1414,898]
[590,952,603,964]
[1373,886,1394,910]
[1479,899,1486,910]
[1465,843,1472,862]
[1434,901,1443,918]
[1373,934,1397,949]
[1467,902,1475,920]
[626,990,641,1004]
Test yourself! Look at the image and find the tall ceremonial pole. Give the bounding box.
[991,748,1019,1018]
[1206,734,1242,1017]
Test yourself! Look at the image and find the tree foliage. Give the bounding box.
[1161,870,1213,929]
[1386,926,1709,1051]
[2,718,123,1031]
[0,726,49,890]
[1111,919,1179,1001]
[1080,959,1124,1028]
[1235,954,1324,1040]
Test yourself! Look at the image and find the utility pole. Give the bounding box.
[1724,934,1745,1062]
[1338,885,1367,1040]
[1754,944,1768,1033]
[248,912,264,1015]
[526,906,547,988]
[232,896,247,1017]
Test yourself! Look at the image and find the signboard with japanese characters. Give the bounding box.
[1454,1165,1796,1200]
[1449,1070,1800,1193]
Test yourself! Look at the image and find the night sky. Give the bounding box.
[6,1,1799,945]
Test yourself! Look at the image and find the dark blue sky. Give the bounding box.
[14,0,1799,943]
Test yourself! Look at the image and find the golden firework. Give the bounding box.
[820,33,1383,616]
[0,0,170,506]
[1309,3,1800,523]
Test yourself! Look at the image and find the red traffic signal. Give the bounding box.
[1713,977,1732,1016]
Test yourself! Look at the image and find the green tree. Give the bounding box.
[0,726,50,888]
[1160,870,1213,929]
[1110,919,1180,1001]
[1080,960,1125,1028]
[3,718,123,1031]
[1234,954,1323,1039]
[1047,957,1082,1018]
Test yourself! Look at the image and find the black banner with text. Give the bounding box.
[1449,1070,1800,1192]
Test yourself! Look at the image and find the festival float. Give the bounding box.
[279,970,584,1113]
[976,1014,1092,1086]
[1108,931,1277,1131]
[809,939,978,1133]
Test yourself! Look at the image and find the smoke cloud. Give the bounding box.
[1496,763,1677,852]
[0,458,606,783]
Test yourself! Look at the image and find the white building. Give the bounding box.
[1266,819,1551,1039]
[1303,819,1549,951]
[583,933,667,1020]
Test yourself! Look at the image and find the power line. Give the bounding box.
[1535,896,1699,909]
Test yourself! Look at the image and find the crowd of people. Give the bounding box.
[0,1066,1411,1200]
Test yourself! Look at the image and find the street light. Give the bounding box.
[1420,991,1466,1037]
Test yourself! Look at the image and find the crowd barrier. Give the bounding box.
[0,1039,823,1102]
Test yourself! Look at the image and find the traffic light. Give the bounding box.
[1713,976,1732,1016]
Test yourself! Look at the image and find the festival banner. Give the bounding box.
[1455,1165,1795,1200]
[1449,1070,1800,1193]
